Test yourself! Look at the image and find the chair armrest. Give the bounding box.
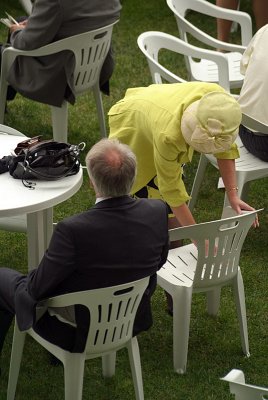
[162,33,231,90]
[138,32,231,90]
[184,1,252,46]
[147,60,186,84]
[2,42,72,59]
[221,369,246,384]
[1,41,74,76]
[241,113,268,134]
[177,16,247,53]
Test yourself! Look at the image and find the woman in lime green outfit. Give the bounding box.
[108,82,256,229]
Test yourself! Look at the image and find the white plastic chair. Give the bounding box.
[166,0,252,89]
[137,31,232,91]
[221,369,268,400]
[157,208,259,374]
[7,277,150,400]
[0,23,117,142]
[19,0,33,14]
[188,114,268,212]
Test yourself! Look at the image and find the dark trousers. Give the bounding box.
[239,124,268,162]
[0,268,78,355]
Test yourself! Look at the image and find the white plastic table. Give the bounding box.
[0,134,83,270]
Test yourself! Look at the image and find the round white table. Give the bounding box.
[0,133,83,270]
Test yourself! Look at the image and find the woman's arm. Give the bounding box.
[217,158,258,225]
[171,203,196,226]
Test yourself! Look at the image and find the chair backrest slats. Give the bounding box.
[46,277,149,355]
[167,210,259,289]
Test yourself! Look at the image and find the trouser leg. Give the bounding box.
[0,268,24,354]
[239,124,268,162]
[0,309,13,354]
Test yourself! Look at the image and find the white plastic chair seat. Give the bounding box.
[206,136,268,176]
[157,209,259,374]
[189,134,268,212]
[7,277,149,400]
[190,51,244,88]
[160,243,197,288]
[221,369,268,400]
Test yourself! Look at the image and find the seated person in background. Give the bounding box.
[0,139,169,369]
[0,0,121,105]
[216,0,268,42]
[108,82,257,232]
[238,24,268,162]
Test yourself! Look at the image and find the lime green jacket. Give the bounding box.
[109,82,239,207]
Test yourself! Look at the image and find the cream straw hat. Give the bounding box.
[181,92,242,154]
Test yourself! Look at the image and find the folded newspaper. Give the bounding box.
[0,12,19,28]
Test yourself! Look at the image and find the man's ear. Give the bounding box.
[89,178,94,189]
[89,178,100,197]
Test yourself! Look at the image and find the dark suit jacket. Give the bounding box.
[7,0,121,106]
[15,196,169,351]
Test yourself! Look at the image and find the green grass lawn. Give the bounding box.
[0,0,267,399]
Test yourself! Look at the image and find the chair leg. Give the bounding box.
[7,324,26,400]
[172,287,192,374]
[206,288,221,316]
[233,270,249,357]
[233,270,250,356]
[51,102,68,143]
[0,78,8,124]
[92,86,107,138]
[102,351,116,378]
[63,353,85,400]
[127,336,144,400]
[188,154,209,212]
[239,181,250,203]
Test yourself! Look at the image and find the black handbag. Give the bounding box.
[8,137,85,188]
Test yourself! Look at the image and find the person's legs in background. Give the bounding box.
[0,309,13,372]
[216,0,268,43]
[252,0,268,30]
[216,0,239,42]
[0,268,21,375]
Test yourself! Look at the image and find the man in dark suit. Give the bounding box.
[3,0,121,105]
[0,138,169,361]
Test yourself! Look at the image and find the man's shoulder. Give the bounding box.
[135,198,168,213]
[57,197,168,228]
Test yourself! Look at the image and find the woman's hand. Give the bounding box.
[227,193,259,227]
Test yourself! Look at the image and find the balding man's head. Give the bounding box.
[86,139,137,197]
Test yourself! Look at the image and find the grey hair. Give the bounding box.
[86,138,137,197]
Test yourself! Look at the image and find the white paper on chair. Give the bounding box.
[0,12,19,28]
